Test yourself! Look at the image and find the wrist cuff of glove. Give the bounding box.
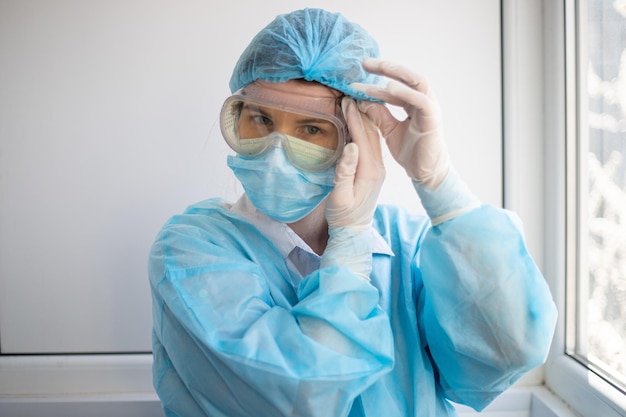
[321,227,373,281]
[413,168,481,226]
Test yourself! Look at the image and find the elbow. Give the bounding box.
[511,299,558,371]
[439,302,558,411]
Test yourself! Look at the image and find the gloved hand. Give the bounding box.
[325,97,385,231]
[352,58,481,225]
[351,58,449,189]
[321,97,385,281]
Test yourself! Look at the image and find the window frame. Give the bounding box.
[541,0,626,416]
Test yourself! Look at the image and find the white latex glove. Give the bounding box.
[352,58,481,225]
[325,97,385,231]
[321,97,385,281]
[351,58,450,189]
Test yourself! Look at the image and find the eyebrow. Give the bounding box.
[244,103,336,126]
[241,103,266,114]
[294,117,335,126]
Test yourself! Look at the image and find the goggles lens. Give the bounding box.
[220,86,347,171]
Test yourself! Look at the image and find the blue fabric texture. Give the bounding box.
[229,8,385,101]
[149,201,557,417]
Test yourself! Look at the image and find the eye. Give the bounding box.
[304,125,322,135]
[251,114,272,126]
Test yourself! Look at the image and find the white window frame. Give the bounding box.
[541,0,626,416]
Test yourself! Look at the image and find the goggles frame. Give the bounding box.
[220,83,349,172]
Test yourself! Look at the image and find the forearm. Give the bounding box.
[151,234,393,417]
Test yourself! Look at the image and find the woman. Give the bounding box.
[149,8,557,417]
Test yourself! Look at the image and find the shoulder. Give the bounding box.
[149,198,257,269]
[158,198,249,238]
[149,199,268,279]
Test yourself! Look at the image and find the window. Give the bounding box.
[568,0,626,392]
[545,0,626,415]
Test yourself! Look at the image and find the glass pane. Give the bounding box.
[579,0,626,389]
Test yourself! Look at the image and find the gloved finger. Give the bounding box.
[355,100,408,158]
[329,142,358,208]
[353,57,440,121]
[353,81,441,141]
[327,102,384,231]
[362,58,434,98]
[356,101,402,140]
[341,97,384,183]
[352,79,437,119]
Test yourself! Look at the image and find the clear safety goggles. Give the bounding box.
[220,81,348,171]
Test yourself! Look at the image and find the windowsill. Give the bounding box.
[455,387,580,417]
[0,386,580,417]
[0,355,580,417]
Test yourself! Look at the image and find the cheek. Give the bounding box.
[323,134,340,150]
[238,119,272,139]
[237,120,256,139]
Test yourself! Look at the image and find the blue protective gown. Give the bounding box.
[149,198,557,417]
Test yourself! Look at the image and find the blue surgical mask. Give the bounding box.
[227,146,336,223]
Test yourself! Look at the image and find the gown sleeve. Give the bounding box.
[149,201,394,417]
[417,204,557,411]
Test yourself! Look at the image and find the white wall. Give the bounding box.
[0,0,501,354]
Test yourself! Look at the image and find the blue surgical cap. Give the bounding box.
[229,8,384,101]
